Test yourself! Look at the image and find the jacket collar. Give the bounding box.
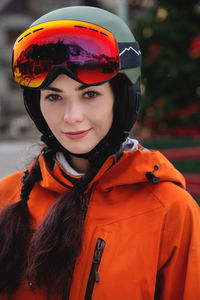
[38,139,185,194]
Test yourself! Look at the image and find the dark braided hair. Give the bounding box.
[25,142,121,298]
[0,138,121,298]
[0,155,42,296]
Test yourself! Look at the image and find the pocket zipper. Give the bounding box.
[84,238,106,300]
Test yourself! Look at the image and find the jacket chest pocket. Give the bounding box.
[84,238,106,300]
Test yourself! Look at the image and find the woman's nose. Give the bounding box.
[63,101,84,124]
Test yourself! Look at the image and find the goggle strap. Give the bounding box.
[118,42,141,69]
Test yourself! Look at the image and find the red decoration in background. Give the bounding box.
[165,104,200,119]
[137,102,200,138]
[154,97,165,108]
[170,127,200,137]
[189,35,200,58]
[145,42,163,64]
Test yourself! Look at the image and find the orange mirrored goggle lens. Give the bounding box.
[12,20,119,88]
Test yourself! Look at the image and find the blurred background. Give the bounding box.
[0,0,200,203]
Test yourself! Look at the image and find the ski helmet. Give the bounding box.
[14,6,142,159]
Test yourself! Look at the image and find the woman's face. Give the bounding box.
[40,74,114,154]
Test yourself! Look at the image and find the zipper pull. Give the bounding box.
[93,238,105,283]
[84,238,106,300]
[94,265,99,282]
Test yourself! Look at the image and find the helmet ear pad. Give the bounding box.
[109,74,141,142]
[23,87,51,136]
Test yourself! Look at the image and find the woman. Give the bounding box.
[0,6,200,300]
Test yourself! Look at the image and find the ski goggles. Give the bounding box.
[12,20,141,88]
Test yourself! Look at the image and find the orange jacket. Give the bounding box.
[0,142,200,300]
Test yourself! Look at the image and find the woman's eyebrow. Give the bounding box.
[75,84,89,91]
[42,86,63,92]
[42,84,88,92]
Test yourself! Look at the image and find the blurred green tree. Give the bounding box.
[134,0,200,138]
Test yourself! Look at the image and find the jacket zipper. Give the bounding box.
[84,238,106,300]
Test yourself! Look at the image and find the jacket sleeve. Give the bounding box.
[155,188,200,300]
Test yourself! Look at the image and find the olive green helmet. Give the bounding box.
[22,6,142,160]
[30,5,141,84]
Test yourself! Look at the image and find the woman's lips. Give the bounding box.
[63,129,91,140]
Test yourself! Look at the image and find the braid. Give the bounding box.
[25,146,116,298]
[26,188,82,297]
[0,140,122,297]
[0,153,42,295]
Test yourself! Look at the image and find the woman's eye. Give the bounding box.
[84,90,99,98]
[45,94,61,101]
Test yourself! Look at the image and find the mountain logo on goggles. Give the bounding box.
[119,46,141,57]
[118,42,141,70]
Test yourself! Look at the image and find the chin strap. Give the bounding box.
[41,130,129,164]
